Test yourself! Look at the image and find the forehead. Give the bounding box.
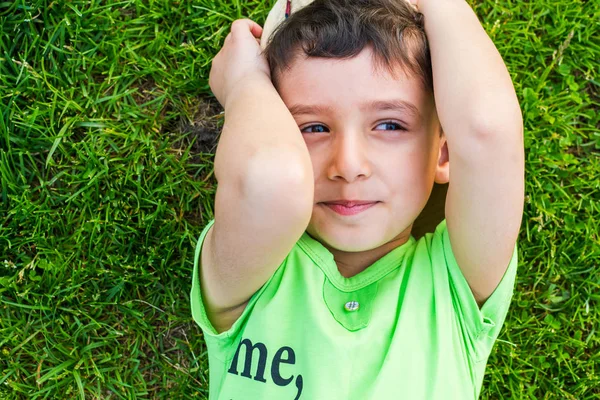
[277,47,432,118]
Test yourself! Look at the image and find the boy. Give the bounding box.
[192,0,524,398]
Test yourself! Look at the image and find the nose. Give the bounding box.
[326,132,372,182]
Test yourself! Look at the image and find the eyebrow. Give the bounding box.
[288,99,421,119]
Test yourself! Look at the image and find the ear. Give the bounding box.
[434,127,449,184]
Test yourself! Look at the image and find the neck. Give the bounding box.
[323,226,413,278]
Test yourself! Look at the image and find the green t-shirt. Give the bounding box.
[191,218,518,400]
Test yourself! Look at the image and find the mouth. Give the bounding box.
[322,200,379,207]
[320,201,380,216]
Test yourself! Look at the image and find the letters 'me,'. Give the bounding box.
[227,339,304,399]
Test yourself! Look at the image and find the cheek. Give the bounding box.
[404,135,439,173]
[387,159,424,189]
[305,146,322,181]
[381,149,434,196]
[389,147,429,175]
[302,141,332,174]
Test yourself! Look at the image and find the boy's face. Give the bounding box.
[278,46,449,254]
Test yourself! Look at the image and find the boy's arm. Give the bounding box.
[416,0,525,306]
[201,20,314,332]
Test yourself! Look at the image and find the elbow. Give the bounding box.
[245,147,315,216]
[469,96,524,143]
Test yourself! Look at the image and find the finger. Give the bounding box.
[231,18,264,39]
[248,20,263,39]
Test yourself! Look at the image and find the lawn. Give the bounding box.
[1,0,598,398]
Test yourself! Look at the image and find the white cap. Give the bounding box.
[260,0,315,50]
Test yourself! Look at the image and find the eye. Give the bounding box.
[375,121,407,132]
[300,124,329,134]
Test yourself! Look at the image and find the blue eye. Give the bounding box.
[301,124,329,134]
[376,121,406,131]
[300,122,406,134]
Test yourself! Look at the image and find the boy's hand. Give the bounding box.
[208,19,271,107]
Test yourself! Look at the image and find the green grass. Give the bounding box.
[0,0,598,398]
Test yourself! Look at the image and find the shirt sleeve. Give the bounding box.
[435,219,518,363]
[189,219,279,353]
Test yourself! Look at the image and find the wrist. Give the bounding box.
[418,0,466,15]
[224,73,275,110]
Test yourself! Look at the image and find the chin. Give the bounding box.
[307,223,384,252]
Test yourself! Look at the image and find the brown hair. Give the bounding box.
[263,0,432,93]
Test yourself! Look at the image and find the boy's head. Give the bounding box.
[262,0,432,94]
[262,0,449,253]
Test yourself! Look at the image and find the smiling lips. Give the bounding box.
[323,200,376,207]
[321,201,379,216]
